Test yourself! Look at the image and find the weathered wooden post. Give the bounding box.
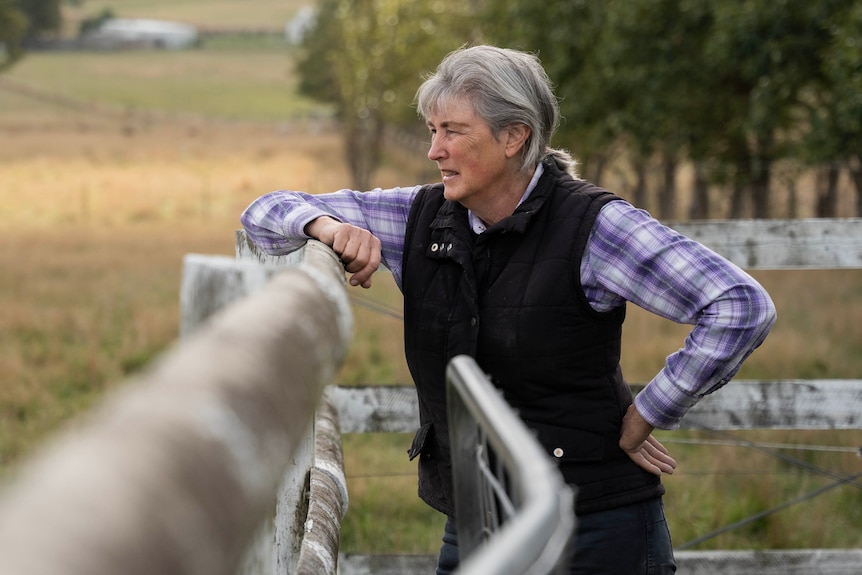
[295,395,348,575]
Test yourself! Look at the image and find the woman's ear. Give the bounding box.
[504,123,531,158]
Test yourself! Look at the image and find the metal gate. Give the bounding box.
[447,355,576,575]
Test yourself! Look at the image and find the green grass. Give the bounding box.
[340,433,444,553]
[658,428,862,550]
[6,49,329,122]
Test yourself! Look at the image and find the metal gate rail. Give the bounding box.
[446,355,576,575]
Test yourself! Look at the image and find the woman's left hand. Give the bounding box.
[619,405,677,476]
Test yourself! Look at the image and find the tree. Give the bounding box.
[487,0,854,219]
[801,1,862,216]
[0,0,62,72]
[484,0,715,217]
[703,0,843,218]
[483,0,615,184]
[301,0,860,216]
[584,0,715,218]
[0,0,27,70]
[19,0,61,39]
[298,0,478,190]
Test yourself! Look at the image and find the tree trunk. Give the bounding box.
[725,154,750,218]
[750,156,772,219]
[728,178,747,219]
[630,157,648,210]
[585,154,608,188]
[688,163,710,220]
[814,164,841,218]
[852,161,862,217]
[345,111,384,191]
[787,177,799,219]
[657,156,677,220]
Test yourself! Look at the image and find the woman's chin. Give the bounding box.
[442,183,462,202]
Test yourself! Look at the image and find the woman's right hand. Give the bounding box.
[305,216,382,288]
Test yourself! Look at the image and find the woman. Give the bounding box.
[241,45,776,574]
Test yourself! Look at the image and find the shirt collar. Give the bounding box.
[468,163,545,234]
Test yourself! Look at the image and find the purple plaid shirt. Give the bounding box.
[241,183,775,430]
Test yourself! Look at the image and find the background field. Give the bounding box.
[61,0,312,32]
[1,7,861,554]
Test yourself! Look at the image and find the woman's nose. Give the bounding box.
[427,135,445,161]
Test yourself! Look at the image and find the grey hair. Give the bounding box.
[416,45,578,177]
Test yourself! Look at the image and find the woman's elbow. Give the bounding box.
[747,284,777,335]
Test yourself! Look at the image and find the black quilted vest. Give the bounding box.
[402,161,664,517]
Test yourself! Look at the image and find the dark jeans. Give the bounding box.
[436,497,676,575]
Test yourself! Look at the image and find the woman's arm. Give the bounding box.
[583,200,777,430]
[240,186,421,288]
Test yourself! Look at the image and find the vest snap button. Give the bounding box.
[553,448,564,458]
[447,243,453,252]
[431,243,439,252]
[470,317,478,327]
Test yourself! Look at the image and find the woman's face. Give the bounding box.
[425,98,520,211]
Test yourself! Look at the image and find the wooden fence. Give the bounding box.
[236,218,862,574]
[0,219,859,575]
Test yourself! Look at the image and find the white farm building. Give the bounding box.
[84,19,199,50]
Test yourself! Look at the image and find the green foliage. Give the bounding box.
[482,0,613,169]
[299,0,476,124]
[801,2,862,170]
[0,0,62,72]
[0,0,27,70]
[16,0,61,38]
[483,0,862,218]
[293,0,862,211]
[77,7,114,36]
[297,0,478,188]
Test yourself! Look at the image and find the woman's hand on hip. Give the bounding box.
[305,216,382,288]
[619,404,677,476]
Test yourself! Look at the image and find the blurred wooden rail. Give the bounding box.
[0,241,352,575]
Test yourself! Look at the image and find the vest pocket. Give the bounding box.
[407,422,435,461]
[524,420,605,463]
